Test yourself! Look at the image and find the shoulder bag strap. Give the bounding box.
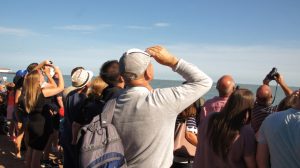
[100,98,117,126]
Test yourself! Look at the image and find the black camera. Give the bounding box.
[265,67,279,81]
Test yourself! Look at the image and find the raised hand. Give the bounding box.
[146,46,178,68]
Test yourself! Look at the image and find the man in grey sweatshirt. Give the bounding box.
[113,45,213,168]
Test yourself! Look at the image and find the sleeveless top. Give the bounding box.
[27,93,53,138]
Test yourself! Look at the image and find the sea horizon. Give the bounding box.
[1,73,298,105]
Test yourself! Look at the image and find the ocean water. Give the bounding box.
[151,79,297,105]
[1,73,298,105]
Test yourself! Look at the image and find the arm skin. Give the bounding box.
[244,155,257,168]
[42,66,64,98]
[256,143,270,168]
[275,74,293,96]
[185,132,198,146]
[43,66,57,88]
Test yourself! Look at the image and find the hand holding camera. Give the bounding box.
[41,60,56,77]
[263,67,293,98]
[263,67,280,85]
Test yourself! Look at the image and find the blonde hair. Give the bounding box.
[88,76,107,97]
[23,70,41,113]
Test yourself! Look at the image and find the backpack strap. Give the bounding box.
[101,98,117,126]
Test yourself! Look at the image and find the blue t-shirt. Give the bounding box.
[258,108,300,168]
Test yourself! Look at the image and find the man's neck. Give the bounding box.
[127,79,153,91]
[116,82,124,89]
[218,95,229,99]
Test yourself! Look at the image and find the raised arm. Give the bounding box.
[146,46,213,114]
[33,60,51,71]
[43,66,57,88]
[146,45,179,69]
[42,66,64,97]
[275,74,293,96]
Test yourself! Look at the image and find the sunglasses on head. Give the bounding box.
[125,49,151,57]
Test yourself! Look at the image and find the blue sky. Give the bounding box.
[0,0,299,86]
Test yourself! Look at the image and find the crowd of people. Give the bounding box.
[0,45,299,168]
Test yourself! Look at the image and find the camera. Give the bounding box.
[41,61,55,77]
[265,67,279,81]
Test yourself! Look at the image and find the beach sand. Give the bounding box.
[0,135,63,168]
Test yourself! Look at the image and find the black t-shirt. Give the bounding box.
[64,90,87,133]
[76,96,105,125]
[101,85,122,103]
[27,93,53,150]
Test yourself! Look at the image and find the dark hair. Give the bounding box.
[71,67,84,76]
[179,103,197,118]
[6,83,15,91]
[277,95,297,111]
[100,60,120,86]
[26,63,38,73]
[13,75,24,89]
[208,89,254,160]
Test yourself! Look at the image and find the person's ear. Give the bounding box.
[144,70,151,80]
[119,75,124,83]
[144,66,153,81]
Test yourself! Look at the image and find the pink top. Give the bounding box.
[193,115,256,168]
[200,96,228,123]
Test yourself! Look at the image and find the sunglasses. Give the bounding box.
[124,48,151,57]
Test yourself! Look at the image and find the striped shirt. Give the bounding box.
[251,103,277,133]
[176,116,198,134]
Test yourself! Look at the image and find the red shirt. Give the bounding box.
[7,90,15,106]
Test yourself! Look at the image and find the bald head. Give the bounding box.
[217,75,235,97]
[256,85,273,106]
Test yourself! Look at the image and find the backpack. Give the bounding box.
[77,98,127,168]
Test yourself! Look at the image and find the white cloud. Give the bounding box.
[126,25,151,30]
[126,22,170,30]
[0,26,37,36]
[53,24,112,31]
[54,25,97,31]
[154,22,170,27]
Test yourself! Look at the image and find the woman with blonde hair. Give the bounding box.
[88,76,108,98]
[193,89,256,168]
[24,61,64,168]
